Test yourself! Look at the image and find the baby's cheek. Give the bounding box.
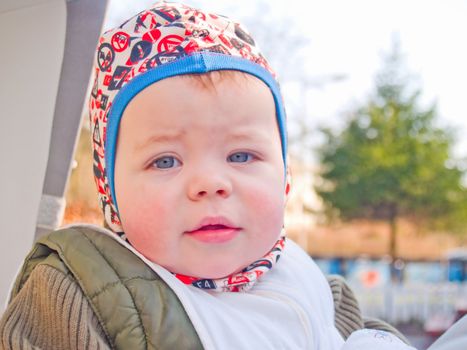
[248,186,285,228]
[120,195,171,250]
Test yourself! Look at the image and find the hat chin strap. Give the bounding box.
[173,229,286,292]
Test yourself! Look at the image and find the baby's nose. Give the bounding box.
[187,174,232,200]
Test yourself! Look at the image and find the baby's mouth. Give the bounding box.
[185,219,241,243]
[191,224,230,232]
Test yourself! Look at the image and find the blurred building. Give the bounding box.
[284,159,322,249]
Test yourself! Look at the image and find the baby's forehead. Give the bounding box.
[125,71,273,114]
[125,70,275,114]
[123,71,277,132]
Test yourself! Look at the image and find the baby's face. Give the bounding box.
[114,72,285,278]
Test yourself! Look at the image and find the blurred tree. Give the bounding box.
[316,42,467,270]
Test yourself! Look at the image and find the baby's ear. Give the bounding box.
[284,165,292,206]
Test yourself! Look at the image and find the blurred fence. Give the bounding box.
[351,282,467,324]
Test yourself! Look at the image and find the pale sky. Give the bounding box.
[107,0,467,158]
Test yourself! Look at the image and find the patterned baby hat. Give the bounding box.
[88,1,287,233]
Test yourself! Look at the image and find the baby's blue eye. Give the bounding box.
[153,156,180,169]
[228,152,254,163]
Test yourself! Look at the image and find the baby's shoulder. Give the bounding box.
[14,224,166,296]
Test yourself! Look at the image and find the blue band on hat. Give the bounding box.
[105,52,287,212]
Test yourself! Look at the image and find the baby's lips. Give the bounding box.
[184,225,241,244]
[187,224,230,233]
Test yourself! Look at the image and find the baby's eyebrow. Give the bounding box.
[135,131,185,150]
[227,131,270,142]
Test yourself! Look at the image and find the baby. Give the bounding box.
[0,2,417,349]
